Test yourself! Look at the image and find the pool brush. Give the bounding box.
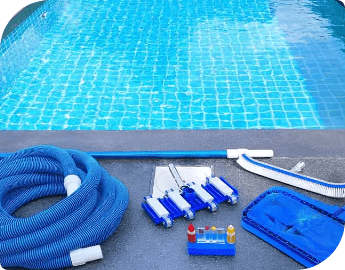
[237,153,345,198]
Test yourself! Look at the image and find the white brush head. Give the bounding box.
[237,154,345,198]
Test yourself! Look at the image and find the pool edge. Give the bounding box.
[1,129,345,157]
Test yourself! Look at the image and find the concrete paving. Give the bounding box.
[2,130,345,270]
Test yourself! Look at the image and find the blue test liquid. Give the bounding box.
[197,228,205,242]
[217,228,224,243]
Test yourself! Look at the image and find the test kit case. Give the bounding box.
[187,237,236,256]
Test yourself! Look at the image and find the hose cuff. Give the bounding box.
[64,175,81,196]
[227,149,274,159]
[70,245,103,266]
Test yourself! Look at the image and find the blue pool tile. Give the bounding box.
[205,121,220,129]
[260,111,273,119]
[150,119,163,128]
[67,118,81,126]
[220,121,233,129]
[121,117,138,127]
[245,105,259,113]
[283,104,298,111]
[247,120,260,129]
[246,113,259,120]
[192,120,206,129]
[288,119,304,128]
[178,121,193,129]
[259,119,275,128]
[232,120,247,129]
[329,110,345,118]
[205,113,219,121]
[180,113,192,120]
[164,119,178,128]
[191,113,204,121]
[302,118,321,127]
[231,106,245,114]
[274,119,291,128]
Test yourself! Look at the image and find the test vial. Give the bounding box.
[205,226,210,241]
[211,226,217,242]
[197,228,205,243]
[217,228,224,243]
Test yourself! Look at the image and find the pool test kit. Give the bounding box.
[187,224,236,256]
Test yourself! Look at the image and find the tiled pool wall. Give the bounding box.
[0,0,62,96]
[0,0,47,43]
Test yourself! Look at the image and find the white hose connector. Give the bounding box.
[70,245,103,266]
[64,175,81,196]
[227,149,274,159]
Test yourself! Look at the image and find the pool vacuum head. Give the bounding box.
[142,164,239,227]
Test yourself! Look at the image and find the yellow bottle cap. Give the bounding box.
[211,226,217,231]
[227,225,235,234]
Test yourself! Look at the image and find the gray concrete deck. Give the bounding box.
[2,130,345,270]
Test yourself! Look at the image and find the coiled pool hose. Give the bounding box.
[0,145,129,269]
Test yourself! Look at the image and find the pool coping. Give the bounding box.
[1,129,345,158]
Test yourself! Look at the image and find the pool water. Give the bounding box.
[1,0,345,130]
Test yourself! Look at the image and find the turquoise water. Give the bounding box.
[1,0,345,130]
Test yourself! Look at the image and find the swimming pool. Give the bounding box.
[0,0,345,130]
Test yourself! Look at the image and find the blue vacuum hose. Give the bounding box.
[0,145,129,269]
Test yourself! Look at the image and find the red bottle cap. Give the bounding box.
[188,223,195,232]
[205,226,210,230]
